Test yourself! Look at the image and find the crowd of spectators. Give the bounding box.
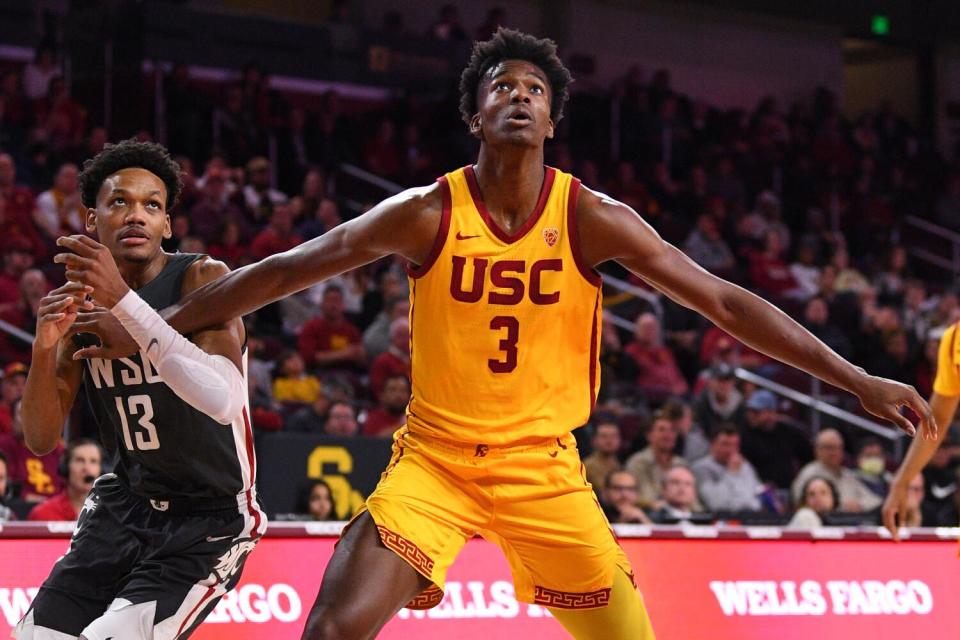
[2,7,960,525]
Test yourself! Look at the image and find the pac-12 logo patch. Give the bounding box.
[543,227,560,247]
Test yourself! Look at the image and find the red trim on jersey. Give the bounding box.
[407,176,452,279]
[408,280,416,399]
[177,585,216,637]
[566,177,602,286]
[464,164,555,244]
[589,293,600,411]
[241,408,263,537]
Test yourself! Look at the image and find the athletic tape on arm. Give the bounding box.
[111,290,245,424]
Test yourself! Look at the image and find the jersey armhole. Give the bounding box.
[567,178,603,287]
[406,176,451,279]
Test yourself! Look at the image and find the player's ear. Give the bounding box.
[84,207,97,233]
[162,213,172,240]
[546,118,555,140]
[470,114,483,139]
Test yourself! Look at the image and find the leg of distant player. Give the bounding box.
[549,568,656,639]
[301,512,432,640]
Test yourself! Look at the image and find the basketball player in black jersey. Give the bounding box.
[15,139,265,640]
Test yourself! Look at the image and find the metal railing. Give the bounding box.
[0,319,33,346]
[904,215,960,275]
[734,367,905,459]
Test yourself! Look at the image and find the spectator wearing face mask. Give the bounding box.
[854,437,889,500]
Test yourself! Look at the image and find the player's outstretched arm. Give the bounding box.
[576,187,935,439]
[164,184,441,336]
[20,281,88,454]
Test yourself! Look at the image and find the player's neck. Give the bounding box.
[117,252,169,291]
[473,145,545,231]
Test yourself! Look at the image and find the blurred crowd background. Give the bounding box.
[2,0,960,528]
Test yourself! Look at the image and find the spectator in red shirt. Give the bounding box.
[748,229,804,299]
[363,375,410,437]
[0,362,27,436]
[0,154,44,258]
[369,318,409,401]
[624,312,688,404]
[0,399,64,502]
[28,438,102,521]
[298,285,366,370]
[698,326,770,370]
[250,201,303,260]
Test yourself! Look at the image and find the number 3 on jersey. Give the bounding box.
[115,394,160,451]
[489,316,519,373]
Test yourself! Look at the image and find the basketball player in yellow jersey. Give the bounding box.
[884,323,960,539]
[66,29,935,640]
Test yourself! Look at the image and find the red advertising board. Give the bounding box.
[1,526,958,639]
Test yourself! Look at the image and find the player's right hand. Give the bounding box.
[881,481,910,542]
[65,306,139,360]
[35,281,93,350]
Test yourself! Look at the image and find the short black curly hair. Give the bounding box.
[79,138,183,210]
[459,28,572,127]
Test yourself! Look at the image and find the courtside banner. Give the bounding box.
[1,526,958,638]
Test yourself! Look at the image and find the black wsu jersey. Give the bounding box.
[79,253,257,501]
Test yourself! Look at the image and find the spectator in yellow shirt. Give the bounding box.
[273,350,322,405]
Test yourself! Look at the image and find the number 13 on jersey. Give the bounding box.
[115,394,160,451]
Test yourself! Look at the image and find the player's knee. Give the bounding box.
[301,606,357,640]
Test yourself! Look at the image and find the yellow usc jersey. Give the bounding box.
[405,165,603,445]
[933,323,960,397]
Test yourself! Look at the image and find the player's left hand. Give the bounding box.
[855,374,936,440]
[54,235,131,308]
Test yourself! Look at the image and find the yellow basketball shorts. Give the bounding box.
[346,426,635,611]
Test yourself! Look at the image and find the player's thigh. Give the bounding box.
[16,483,140,638]
[488,445,634,605]
[304,511,432,640]
[83,512,257,640]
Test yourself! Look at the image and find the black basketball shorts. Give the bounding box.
[13,474,266,640]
